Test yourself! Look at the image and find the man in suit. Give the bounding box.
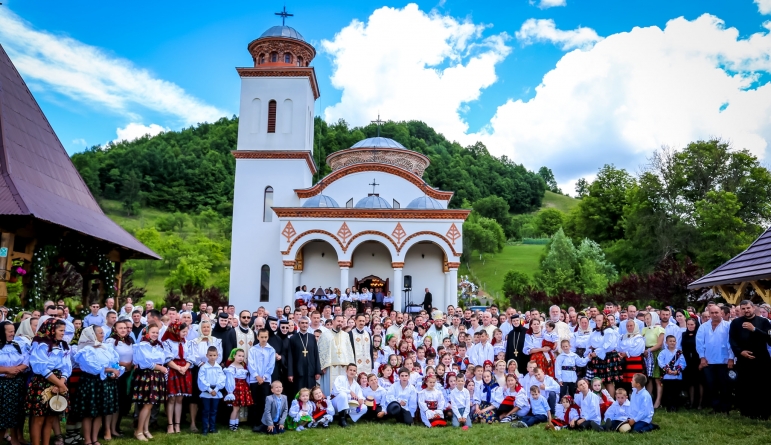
[422,288,433,313]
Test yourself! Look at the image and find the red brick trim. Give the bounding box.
[232,150,317,174]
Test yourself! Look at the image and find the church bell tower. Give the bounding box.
[230,9,320,309]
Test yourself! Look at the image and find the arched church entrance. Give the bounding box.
[349,240,393,308]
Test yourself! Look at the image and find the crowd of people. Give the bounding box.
[0,295,769,445]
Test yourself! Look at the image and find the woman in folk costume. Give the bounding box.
[0,321,29,445]
[572,315,593,379]
[523,319,554,378]
[105,320,133,438]
[131,324,168,442]
[617,319,645,387]
[223,348,252,431]
[189,320,222,432]
[73,326,123,445]
[586,313,622,395]
[26,319,71,445]
[161,322,194,434]
[63,326,83,445]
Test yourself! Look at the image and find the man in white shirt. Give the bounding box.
[622,305,645,334]
[696,305,734,414]
[467,329,494,366]
[659,307,682,349]
[98,298,116,319]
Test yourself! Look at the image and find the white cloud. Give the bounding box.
[0,9,224,127]
[516,18,602,50]
[114,123,169,143]
[71,138,87,146]
[756,0,771,15]
[475,14,771,181]
[531,0,567,9]
[322,3,510,137]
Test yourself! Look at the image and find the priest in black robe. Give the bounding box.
[504,315,529,374]
[729,300,771,420]
[287,315,321,397]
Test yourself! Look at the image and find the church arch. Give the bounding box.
[263,186,274,222]
[399,232,459,259]
[285,231,345,260]
[349,240,393,294]
[345,232,398,260]
[295,240,340,290]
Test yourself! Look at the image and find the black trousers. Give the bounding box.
[249,382,271,427]
[560,382,576,399]
[387,402,413,425]
[661,379,682,410]
[702,364,730,413]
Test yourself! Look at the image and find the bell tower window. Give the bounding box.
[297,56,303,67]
[270,52,278,62]
[258,53,265,65]
[267,100,277,133]
[284,53,292,64]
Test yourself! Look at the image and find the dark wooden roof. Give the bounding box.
[688,226,771,288]
[0,44,159,260]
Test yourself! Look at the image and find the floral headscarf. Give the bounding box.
[161,322,185,359]
[33,318,68,352]
[109,321,134,346]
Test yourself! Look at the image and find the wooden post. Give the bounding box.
[750,281,771,305]
[717,282,747,305]
[115,261,123,307]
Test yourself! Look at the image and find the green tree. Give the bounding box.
[535,228,578,295]
[538,167,561,194]
[575,178,589,198]
[535,209,564,237]
[694,191,753,271]
[576,238,617,295]
[164,254,212,297]
[502,270,530,298]
[568,164,635,243]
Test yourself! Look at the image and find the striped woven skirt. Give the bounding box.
[622,355,644,383]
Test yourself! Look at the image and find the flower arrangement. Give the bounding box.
[9,259,27,283]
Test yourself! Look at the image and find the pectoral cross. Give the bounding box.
[302,349,308,357]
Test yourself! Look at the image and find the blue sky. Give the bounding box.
[2,0,771,192]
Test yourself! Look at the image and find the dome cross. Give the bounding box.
[275,6,293,26]
[371,113,385,137]
[369,178,380,195]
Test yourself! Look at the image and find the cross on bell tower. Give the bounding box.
[275,5,293,25]
[369,178,380,195]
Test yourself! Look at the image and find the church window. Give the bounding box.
[267,100,277,133]
[258,53,265,65]
[346,198,353,208]
[284,53,292,64]
[263,186,274,222]
[260,265,270,302]
[393,199,400,208]
[297,56,303,67]
[270,52,278,62]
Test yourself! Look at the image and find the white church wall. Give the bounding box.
[298,241,340,290]
[230,158,313,312]
[310,171,448,209]
[402,242,446,310]
[348,241,393,290]
[237,77,315,152]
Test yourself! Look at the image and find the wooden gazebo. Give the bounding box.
[688,226,771,305]
[0,44,159,307]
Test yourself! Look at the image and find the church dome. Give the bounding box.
[406,196,444,209]
[302,194,339,208]
[258,25,305,41]
[351,137,406,150]
[355,195,392,209]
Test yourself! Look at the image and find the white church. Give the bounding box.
[229,22,469,312]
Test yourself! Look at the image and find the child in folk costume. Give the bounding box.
[162,322,194,434]
[493,360,507,387]
[591,377,614,417]
[524,320,554,378]
[379,335,397,365]
[73,326,123,445]
[617,320,646,387]
[555,339,589,398]
[331,364,368,427]
[419,375,447,427]
[362,374,387,419]
[572,379,603,431]
[491,329,506,359]
[603,388,632,432]
[0,321,29,445]
[309,386,334,428]
[377,363,394,391]
[572,316,593,379]
[657,335,687,412]
[287,388,314,431]
[542,322,559,364]
[550,395,580,430]
[26,319,71,445]
[473,370,500,423]
[448,374,472,429]
[189,320,222,433]
[532,367,560,416]
[132,324,168,442]
[385,368,418,426]
[197,346,226,435]
[497,373,528,422]
[223,348,252,431]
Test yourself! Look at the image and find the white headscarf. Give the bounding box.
[195,320,216,344]
[623,320,641,339]
[647,312,661,328]
[16,318,34,340]
[78,326,102,348]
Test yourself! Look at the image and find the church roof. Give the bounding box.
[355,194,392,209]
[351,137,406,150]
[0,44,159,260]
[689,225,771,288]
[258,26,305,42]
[406,196,444,210]
[302,194,339,208]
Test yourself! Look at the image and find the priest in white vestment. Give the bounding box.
[331,364,367,426]
[349,314,372,374]
[318,315,355,395]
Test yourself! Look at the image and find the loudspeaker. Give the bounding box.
[403,275,412,289]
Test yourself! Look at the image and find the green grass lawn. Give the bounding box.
[540,190,579,213]
[460,244,546,300]
[101,410,770,445]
